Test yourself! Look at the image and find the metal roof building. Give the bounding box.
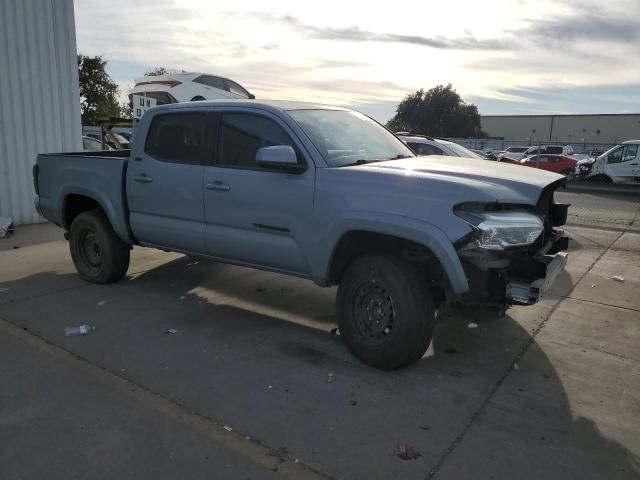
[481,114,640,144]
[0,0,82,225]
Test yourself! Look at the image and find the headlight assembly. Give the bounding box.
[456,210,544,250]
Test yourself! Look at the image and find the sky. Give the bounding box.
[74,0,640,122]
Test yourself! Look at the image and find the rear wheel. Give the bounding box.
[337,255,435,370]
[69,210,130,283]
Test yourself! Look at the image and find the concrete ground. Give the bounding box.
[1,217,639,479]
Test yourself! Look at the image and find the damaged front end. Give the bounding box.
[454,180,569,309]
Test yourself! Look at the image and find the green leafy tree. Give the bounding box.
[144,66,170,76]
[387,84,485,138]
[77,54,120,125]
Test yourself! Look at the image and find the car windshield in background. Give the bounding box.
[288,109,415,167]
[446,142,483,159]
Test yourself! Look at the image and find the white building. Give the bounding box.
[0,0,81,225]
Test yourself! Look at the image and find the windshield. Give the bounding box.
[445,142,482,159]
[287,109,415,167]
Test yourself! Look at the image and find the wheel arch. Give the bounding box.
[317,214,469,295]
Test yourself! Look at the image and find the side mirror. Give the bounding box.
[256,145,305,173]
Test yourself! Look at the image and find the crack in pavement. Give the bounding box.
[0,317,336,480]
[425,230,626,479]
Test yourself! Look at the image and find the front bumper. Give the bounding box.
[506,251,568,304]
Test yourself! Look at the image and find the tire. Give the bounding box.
[337,255,435,370]
[69,209,130,283]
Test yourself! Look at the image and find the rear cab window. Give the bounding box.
[144,112,208,164]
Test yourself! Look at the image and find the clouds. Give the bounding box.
[73,0,640,121]
[279,14,510,51]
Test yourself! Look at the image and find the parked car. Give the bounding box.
[499,145,574,162]
[129,72,254,107]
[82,136,111,151]
[34,100,569,370]
[495,146,528,161]
[507,154,577,176]
[397,135,483,159]
[581,140,640,184]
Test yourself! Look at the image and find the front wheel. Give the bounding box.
[337,255,435,370]
[69,210,130,283]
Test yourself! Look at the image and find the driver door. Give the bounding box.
[203,111,315,275]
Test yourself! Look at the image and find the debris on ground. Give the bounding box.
[591,284,597,288]
[0,216,13,237]
[165,328,178,334]
[443,347,458,354]
[467,322,479,329]
[349,400,357,406]
[420,426,430,431]
[223,425,233,432]
[13,245,20,249]
[256,287,267,292]
[397,444,422,460]
[327,372,335,383]
[0,287,9,294]
[64,325,95,336]
[514,363,520,371]
[97,300,106,307]
[329,327,338,335]
[611,275,625,282]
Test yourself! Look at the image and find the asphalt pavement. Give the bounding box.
[1,190,639,480]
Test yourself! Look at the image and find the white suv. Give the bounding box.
[129,72,254,106]
[397,135,483,159]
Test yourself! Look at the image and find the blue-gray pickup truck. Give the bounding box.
[33,100,569,369]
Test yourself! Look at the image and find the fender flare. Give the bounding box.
[58,186,133,244]
[316,211,469,294]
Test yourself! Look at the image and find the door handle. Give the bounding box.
[133,174,153,183]
[206,181,230,192]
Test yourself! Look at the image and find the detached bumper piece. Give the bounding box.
[507,252,568,304]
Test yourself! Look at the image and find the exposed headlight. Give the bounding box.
[457,211,544,250]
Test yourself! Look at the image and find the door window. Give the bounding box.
[144,113,207,164]
[193,75,225,90]
[408,143,444,156]
[607,146,625,164]
[217,113,302,169]
[623,144,639,162]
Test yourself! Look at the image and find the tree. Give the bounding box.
[386,84,485,138]
[77,54,120,125]
[144,66,169,76]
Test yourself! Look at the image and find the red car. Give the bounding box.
[501,154,577,175]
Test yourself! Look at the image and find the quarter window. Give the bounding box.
[224,79,251,98]
[408,143,444,156]
[217,113,301,169]
[144,113,207,164]
[623,144,639,162]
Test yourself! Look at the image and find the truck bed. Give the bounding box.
[34,150,134,243]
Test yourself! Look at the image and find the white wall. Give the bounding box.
[0,0,82,225]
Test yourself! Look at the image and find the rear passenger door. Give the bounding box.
[127,111,210,253]
[203,111,315,274]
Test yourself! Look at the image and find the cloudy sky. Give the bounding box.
[75,0,640,122]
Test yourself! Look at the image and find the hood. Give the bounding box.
[342,156,564,205]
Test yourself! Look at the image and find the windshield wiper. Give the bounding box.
[338,155,411,167]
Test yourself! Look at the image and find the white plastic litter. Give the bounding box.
[64,325,95,336]
[611,276,625,282]
[468,322,479,329]
[223,425,233,432]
